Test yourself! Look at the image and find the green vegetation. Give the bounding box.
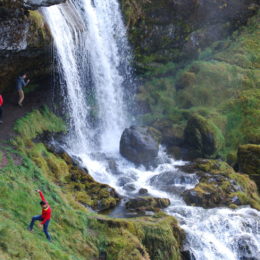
[0,108,183,259]
[28,10,50,45]
[183,159,260,210]
[137,11,260,160]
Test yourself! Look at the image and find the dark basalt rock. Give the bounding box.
[120,0,259,66]
[138,188,148,195]
[0,6,52,93]
[120,126,159,166]
[126,197,170,212]
[123,183,136,192]
[23,0,66,9]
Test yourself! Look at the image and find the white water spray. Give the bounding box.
[43,0,132,153]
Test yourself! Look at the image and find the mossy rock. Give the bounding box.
[126,197,171,213]
[181,159,260,210]
[238,144,260,175]
[95,214,184,260]
[184,114,224,158]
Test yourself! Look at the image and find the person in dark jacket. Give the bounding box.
[0,94,3,123]
[28,190,52,241]
[16,73,30,107]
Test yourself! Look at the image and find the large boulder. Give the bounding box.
[184,114,224,158]
[180,159,260,210]
[120,126,159,166]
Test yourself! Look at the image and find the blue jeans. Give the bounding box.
[29,215,51,241]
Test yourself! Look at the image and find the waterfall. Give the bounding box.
[42,0,132,153]
[43,1,260,259]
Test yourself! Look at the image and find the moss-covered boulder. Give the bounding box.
[126,197,170,213]
[184,114,224,158]
[95,213,184,260]
[238,144,260,191]
[238,144,260,175]
[180,159,260,210]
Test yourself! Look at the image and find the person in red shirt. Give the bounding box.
[28,190,52,241]
[0,94,3,124]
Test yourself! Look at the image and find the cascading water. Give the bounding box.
[43,0,132,154]
[43,1,260,259]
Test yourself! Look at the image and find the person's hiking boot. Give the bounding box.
[18,103,23,108]
[27,227,33,232]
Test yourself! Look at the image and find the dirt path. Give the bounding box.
[0,89,49,142]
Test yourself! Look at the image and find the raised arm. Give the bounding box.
[26,79,30,86]
[38,190,46,202]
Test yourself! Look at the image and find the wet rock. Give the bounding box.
[183,114,224,158]
[120,126,159,166]
[139,188,148,195]
[150,170,198,194]
[181,250,195,260]
[126,197,170,212]
[107,159,121,175]
[118,177,133,186]
[231,195,241,205]
[234,235,260,260]
[23,0,66,9]
[180,159,260,210]
[123,183,136,192]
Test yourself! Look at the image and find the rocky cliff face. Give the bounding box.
[120,0,259,70]
[0,0,64,93]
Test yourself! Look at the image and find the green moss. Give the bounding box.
[28,10,50,44]
[13,107,66,141]
[237,144,260,176]
[0,108,184,259]
[136,11,260,160]
[184,159,260,209]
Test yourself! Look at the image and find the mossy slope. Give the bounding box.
[0,108,183,260]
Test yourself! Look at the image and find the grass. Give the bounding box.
[0,108,184,259]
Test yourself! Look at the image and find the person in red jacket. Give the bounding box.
[0,94,3,124]
[28,190,52,241]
